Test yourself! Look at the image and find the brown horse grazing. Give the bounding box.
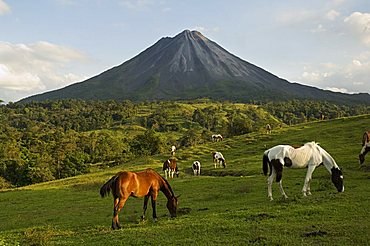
[359,131,370,165]
[100,169,179,230]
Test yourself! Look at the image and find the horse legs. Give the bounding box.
[302,165,316,196]
[278,180,288,199]
[112,196,128,230]
[141,195,150,220]
[267,169,275,201]
[150,192,159,221]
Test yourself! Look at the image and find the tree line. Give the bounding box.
[0,99,368,188]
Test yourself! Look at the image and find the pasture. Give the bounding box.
[0,114,369,245]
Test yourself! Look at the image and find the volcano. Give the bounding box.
[20,30,370,104]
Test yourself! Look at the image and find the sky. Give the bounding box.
[0,0,370,103]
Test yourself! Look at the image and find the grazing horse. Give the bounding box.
[192,161,201,176]
[171,145,176,156]
[212,134,223,142]
[100,169,179,229]
[213,152,226,168]
[163,159,179,178]
[359,131,370,165]
[266,124,272,134]
[262,142,344,201]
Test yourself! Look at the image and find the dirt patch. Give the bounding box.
[177,207,192,216]
[303,230,327,237]
[245,213,276,222]
[249,236,267,244]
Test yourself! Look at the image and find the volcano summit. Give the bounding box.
[21,30,370,104]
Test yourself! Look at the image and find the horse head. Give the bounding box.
[167,195,180,218]
[331,167,344,192]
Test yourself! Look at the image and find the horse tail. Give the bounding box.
[100,174,119,198]
[262,152,270,176]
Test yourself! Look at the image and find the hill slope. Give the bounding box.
[1,115,369,245]
[20,30,370,104]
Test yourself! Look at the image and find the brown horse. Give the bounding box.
[100,169,179,230]
[359,131,370,165]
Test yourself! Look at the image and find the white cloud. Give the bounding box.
[277,10,317,24]
[0,41,90,102]
[311,24,326,33]
[118,0,153,9]
[344,12,370,45]
[326,10,340,21]
[325,87,349,93]
[298,53,370,94]
[0,0,10,15]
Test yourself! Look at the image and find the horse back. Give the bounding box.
[117,170,161,198]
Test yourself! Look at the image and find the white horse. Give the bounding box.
[192,161,201,176]
[213,152,226,168]
[171,145,176,156]
[359,131,370,165]
[262,142,344,201]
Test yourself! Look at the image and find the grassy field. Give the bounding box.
[0,114,369,245]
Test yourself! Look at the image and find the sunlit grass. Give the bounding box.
[0,114,369,245]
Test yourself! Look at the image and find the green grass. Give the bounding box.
[1,115,369,245]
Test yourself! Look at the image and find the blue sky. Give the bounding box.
[0,0,369,102]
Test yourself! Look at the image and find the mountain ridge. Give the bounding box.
[20,30,370,104]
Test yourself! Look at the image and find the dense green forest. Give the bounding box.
[0,99,368,188]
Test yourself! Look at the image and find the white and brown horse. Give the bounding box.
[359,131,370,165]
[263,142,344,201]
[213,152,226,168]
[192,161,201,176]
[163,158,179,178]
[212,134,223,142]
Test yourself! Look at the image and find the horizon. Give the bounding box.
[0,0,370,103]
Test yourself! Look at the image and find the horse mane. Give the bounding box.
[304,141,320,147]
[160,175,175,198]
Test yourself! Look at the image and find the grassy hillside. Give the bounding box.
[0,115,369,245]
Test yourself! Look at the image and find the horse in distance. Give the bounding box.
[262,142,344,201]
[171,145,176,156]
[192,161,201,176]
[266,124,272,134]
[359,131,370,165]
[212,134,223,142]
[213,152,226,168]
[163,158,179,178]
[100,169,179,229]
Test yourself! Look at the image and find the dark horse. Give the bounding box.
[359,131,370,165]
[100,169,179,229]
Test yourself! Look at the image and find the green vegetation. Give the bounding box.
[0,112,369,245]
[1,99,368,188]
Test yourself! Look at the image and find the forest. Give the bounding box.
[0,99,368,188]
